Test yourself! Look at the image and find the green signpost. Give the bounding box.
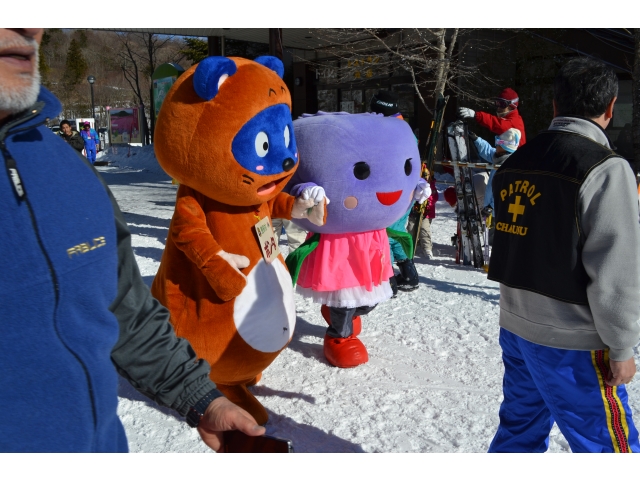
[152,63,185,125]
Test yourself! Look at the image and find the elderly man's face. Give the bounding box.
[0,29,44,119]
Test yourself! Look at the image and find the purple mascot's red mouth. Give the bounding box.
[376,190,402,206]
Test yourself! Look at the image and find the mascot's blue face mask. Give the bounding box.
[232,104,298,176]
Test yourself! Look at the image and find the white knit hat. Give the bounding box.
[495,128,521,153]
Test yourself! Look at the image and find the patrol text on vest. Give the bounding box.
[499,180,542,206]
[67,237,106,258]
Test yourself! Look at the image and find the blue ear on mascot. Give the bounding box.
[193,56,284,101]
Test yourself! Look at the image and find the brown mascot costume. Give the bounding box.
[151,55,327,425]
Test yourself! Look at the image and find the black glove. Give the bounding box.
[468,131,478,141]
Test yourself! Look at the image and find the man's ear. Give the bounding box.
[605,96,617,120]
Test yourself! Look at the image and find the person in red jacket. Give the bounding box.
[458,88,527,145]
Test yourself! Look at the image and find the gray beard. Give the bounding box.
[0,41,41,115]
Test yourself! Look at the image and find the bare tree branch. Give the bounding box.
[307,28,500,112]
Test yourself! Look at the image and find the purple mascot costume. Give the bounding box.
[286,112,427,368]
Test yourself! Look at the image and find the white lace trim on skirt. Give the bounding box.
[295,282,393,309]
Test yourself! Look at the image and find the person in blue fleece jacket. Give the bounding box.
[0,28,264,453]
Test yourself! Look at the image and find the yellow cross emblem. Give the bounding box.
[508,196,525,222]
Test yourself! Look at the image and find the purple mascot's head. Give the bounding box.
[289,112,420,234]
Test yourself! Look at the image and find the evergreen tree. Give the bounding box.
[63,38,88,86]
[179,37,270,66]
[39,30,51,85]
[180,37,208,66]
[75,30,88,49]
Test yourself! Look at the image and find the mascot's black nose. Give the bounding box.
[282,158,295,172]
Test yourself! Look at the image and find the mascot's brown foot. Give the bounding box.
[320,304,362,336]
[215,383,269,425]
[245,373,262,387]
[323,334,368,368]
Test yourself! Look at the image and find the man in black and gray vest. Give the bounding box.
[487,57,640,453]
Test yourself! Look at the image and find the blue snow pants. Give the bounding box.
[86,147,96,164]
[489,328,639,453]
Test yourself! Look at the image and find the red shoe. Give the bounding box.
[320,305,362,336]
[323,334,368,368]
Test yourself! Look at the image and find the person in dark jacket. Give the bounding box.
[458,88,527,146]
[59,119,84,153]
[370,90,429,291]
[0,28,264,453]
[487,57,640,453]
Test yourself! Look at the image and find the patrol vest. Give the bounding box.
[487,129,618,304]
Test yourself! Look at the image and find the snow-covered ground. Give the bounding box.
[99,145,640,454]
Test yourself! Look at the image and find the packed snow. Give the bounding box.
[99,145,640,454]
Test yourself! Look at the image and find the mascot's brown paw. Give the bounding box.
[323,334,368,368]
[201,255,248,301]
[246,373,262,387]
[216,383,269,426]
[320,305,362,336]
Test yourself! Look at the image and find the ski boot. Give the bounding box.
[395,258,419,291]
[389,275,398,297]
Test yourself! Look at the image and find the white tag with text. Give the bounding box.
[254,216,280,264]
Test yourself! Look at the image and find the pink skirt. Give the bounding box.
[296,229,394,308]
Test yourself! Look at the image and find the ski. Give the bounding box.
[437,161,501,170]
[482,208,493,273]
[446,121,484,268]
[409,93,449,257]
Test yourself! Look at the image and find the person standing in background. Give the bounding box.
[272,218,307,253]
[59,119,84,153]
[370,90,428,292]
[407,165,439,259]
[458,88,527,146]
[488,57,639,453]
[80,121,100,163]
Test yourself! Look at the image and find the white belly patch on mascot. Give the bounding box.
[233,258,296,352]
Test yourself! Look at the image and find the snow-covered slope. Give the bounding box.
[98,146,639,453]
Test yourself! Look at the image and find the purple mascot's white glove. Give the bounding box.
[290,182,330,226]
[413,178,431,204]
[301,185,330,205]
